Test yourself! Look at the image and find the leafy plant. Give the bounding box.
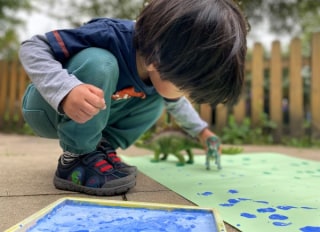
[221,113,277,145]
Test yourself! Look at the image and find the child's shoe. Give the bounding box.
[97,138,138,176]
[53,150,136,196]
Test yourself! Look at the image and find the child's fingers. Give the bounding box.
[86,85,106,110]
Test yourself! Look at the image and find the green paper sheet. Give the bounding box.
[123,153,320,232]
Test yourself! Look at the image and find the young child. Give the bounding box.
[19,0,247,196]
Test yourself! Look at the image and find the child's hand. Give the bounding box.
[60,84,106,123]
[199,128,219,150]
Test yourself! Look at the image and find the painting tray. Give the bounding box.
[6,197,226,232]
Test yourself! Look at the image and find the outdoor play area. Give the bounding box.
[1,0,320,231]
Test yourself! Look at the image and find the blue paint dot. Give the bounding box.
[269,214,288,220]
[228,199,240,204]
[257,207,276,213]
[228,189,239,194]
[240,213,257,219]
[201,192,213,196]
[273,222,292,227]
[219,203,234,207]
[300,226,320,232]
[277,205,297,210]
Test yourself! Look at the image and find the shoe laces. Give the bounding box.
[106,152,122,164]
[98,139,122,164]
[83,151,113,173]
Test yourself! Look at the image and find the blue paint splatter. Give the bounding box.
[273,222,292,227]
[277,205,297,210]
[240,213,257,219]
[300,226,320,232]
[200,192,213,196]
[219,203,234,207]
[26,201,216,232]
[228,189,239,194]
[254,200,269,204]
[228,199,240,204]
[269,214,288,220]
[257,207,276,213]
[238,198,251,201]
[301,206,317,210]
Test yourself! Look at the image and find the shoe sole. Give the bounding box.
[53,174,136,196]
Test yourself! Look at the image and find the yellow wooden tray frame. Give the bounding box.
[6,197,227,232]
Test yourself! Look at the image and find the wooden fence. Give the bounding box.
[1,32,320,141]
[0,59,28,132]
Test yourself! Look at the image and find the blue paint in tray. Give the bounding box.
[7,198,225,232]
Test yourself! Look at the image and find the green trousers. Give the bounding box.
[22,48,164,154]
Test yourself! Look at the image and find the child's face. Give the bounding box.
[146,64,184,99]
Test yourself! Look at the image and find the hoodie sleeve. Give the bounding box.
[164,97,208,137]
[19,34,83,112]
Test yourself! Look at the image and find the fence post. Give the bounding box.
[9,61,18,126]
[200,104,212,126]
[251,43,264,126]
[289,38,304,138]
[215,104,228,133]
[18,62,28,126]
[311,32,320,139]
[269,41,283,142]
[0,60,7,129]
[233,94,246,125]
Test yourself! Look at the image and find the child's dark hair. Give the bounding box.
[134,0,247,106]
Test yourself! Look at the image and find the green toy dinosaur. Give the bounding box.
[206,135,222,170]
[135,128,201,166]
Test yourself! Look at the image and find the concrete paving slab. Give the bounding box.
[129,172,169,193]
[126,189,193,205]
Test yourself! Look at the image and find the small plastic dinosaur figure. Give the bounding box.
[135,128,202,166]
[205,135,222,170]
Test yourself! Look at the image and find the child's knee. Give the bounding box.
[82,48,119,76]
[65,48,119,86]
[22,84,59,138]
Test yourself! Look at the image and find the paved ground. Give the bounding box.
[0,133,319,231]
